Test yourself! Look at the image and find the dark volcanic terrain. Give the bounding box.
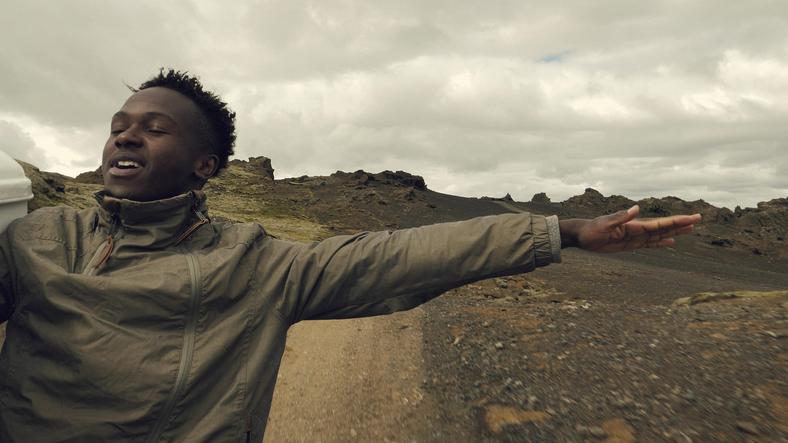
[5,158,788,442]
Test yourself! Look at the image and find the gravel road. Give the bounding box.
[264,248,787,442]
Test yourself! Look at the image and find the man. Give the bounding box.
[0,69,700,442]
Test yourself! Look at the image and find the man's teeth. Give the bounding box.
[117,160,140,168]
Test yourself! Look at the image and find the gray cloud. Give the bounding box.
[0,120,51,168]
[2,0,786,209]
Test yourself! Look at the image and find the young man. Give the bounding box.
[0,70,700,442]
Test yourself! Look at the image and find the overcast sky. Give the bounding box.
[1,1,786,210]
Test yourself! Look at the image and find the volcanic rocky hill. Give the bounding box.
[15,155,788,283]
[30,156,788,262]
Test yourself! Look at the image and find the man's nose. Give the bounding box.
[115,129,142,147]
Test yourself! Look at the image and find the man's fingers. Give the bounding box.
[615,213,700,251]
[575,209,699,253]
[676,224,696,235]
[648,238,675,248]
[635,214,701,233]
[617,205,640,226]
[599,205,640,235]
[645,224,695,241]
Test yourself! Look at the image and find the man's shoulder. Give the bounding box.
[25,205,97,223]
[8,205,98,239]
[211,219,270,239]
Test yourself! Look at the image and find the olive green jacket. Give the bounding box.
[0,191,560,442]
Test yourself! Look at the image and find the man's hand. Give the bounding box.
[559,205,701,253]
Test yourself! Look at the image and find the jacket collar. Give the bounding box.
[94,190,207,223]
[92,190,210,247]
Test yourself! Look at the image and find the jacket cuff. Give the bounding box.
[545,215,562,264]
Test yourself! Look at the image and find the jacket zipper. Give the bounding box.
[174,209,209,246]
[144,252,202,443]
[82,215,119,276]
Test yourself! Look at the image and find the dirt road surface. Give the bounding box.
[263,249,788,442]
[263,308,474,442]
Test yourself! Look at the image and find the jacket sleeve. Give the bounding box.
[260,212,561,324]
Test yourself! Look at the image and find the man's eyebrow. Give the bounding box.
[112,111,178,125]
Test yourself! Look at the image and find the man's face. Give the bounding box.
[102,87,214,202]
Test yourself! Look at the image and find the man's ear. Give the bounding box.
[194,154,219,180]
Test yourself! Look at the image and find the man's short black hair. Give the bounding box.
[130,68,236,173]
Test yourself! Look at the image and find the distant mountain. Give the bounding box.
[17,157,788,259]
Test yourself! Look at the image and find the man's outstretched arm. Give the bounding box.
[559,205,701,253]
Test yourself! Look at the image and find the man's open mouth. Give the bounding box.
[108,157,145,177]
[116,160,141,169]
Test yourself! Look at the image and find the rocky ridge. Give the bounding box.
[33,156,788,259]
